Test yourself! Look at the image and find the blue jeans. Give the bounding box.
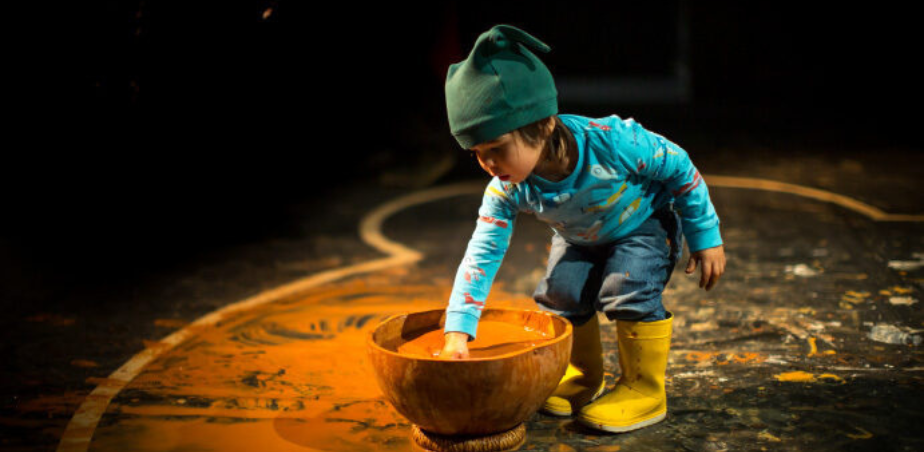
[533,203,684,325]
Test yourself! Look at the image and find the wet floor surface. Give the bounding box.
[2,143,923,451]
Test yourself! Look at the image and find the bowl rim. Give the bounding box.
[366,307,573,362]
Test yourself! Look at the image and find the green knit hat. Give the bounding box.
[445,25,558,149]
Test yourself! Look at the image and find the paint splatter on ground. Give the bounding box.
[83,206,924,452]
[5,165,924,451]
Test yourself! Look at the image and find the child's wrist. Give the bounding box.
[445,331,471,342]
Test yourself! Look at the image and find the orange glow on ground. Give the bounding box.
[88,277,539,451]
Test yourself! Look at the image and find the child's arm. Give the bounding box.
[439,179,518,358]
[616,119,726,290]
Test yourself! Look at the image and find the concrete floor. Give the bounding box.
[3,136,923,451]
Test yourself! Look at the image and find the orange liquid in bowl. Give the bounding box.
[394,320,553,358]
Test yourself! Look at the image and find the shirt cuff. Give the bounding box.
[685,225,723,253]
[444,311,480,341]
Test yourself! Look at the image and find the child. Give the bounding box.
[439,25,726,433]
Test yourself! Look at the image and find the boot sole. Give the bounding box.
[577,410,666,433]
[540,381,607,417]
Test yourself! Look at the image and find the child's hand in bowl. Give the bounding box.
[439,332,471,359]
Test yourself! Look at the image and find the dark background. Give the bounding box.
[4,1,921,303]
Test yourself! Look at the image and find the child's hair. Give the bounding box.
[514,116,575,167]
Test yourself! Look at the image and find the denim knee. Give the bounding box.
[533,271,598,326]
[597,270,668,322]
[594,208,678,323]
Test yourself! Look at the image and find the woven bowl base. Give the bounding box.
[411,423,526,452]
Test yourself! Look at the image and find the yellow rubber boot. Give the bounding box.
[577,311,673,432]
[541,314,606,416]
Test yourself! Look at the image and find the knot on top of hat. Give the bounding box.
[482,24,551,56]
[487,28,509,49]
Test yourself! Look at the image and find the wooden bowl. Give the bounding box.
[366,308,572,436]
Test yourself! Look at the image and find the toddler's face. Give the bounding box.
[469,132,544,184]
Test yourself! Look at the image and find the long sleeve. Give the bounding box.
[444,178,519,340]
[615,118,723,253]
